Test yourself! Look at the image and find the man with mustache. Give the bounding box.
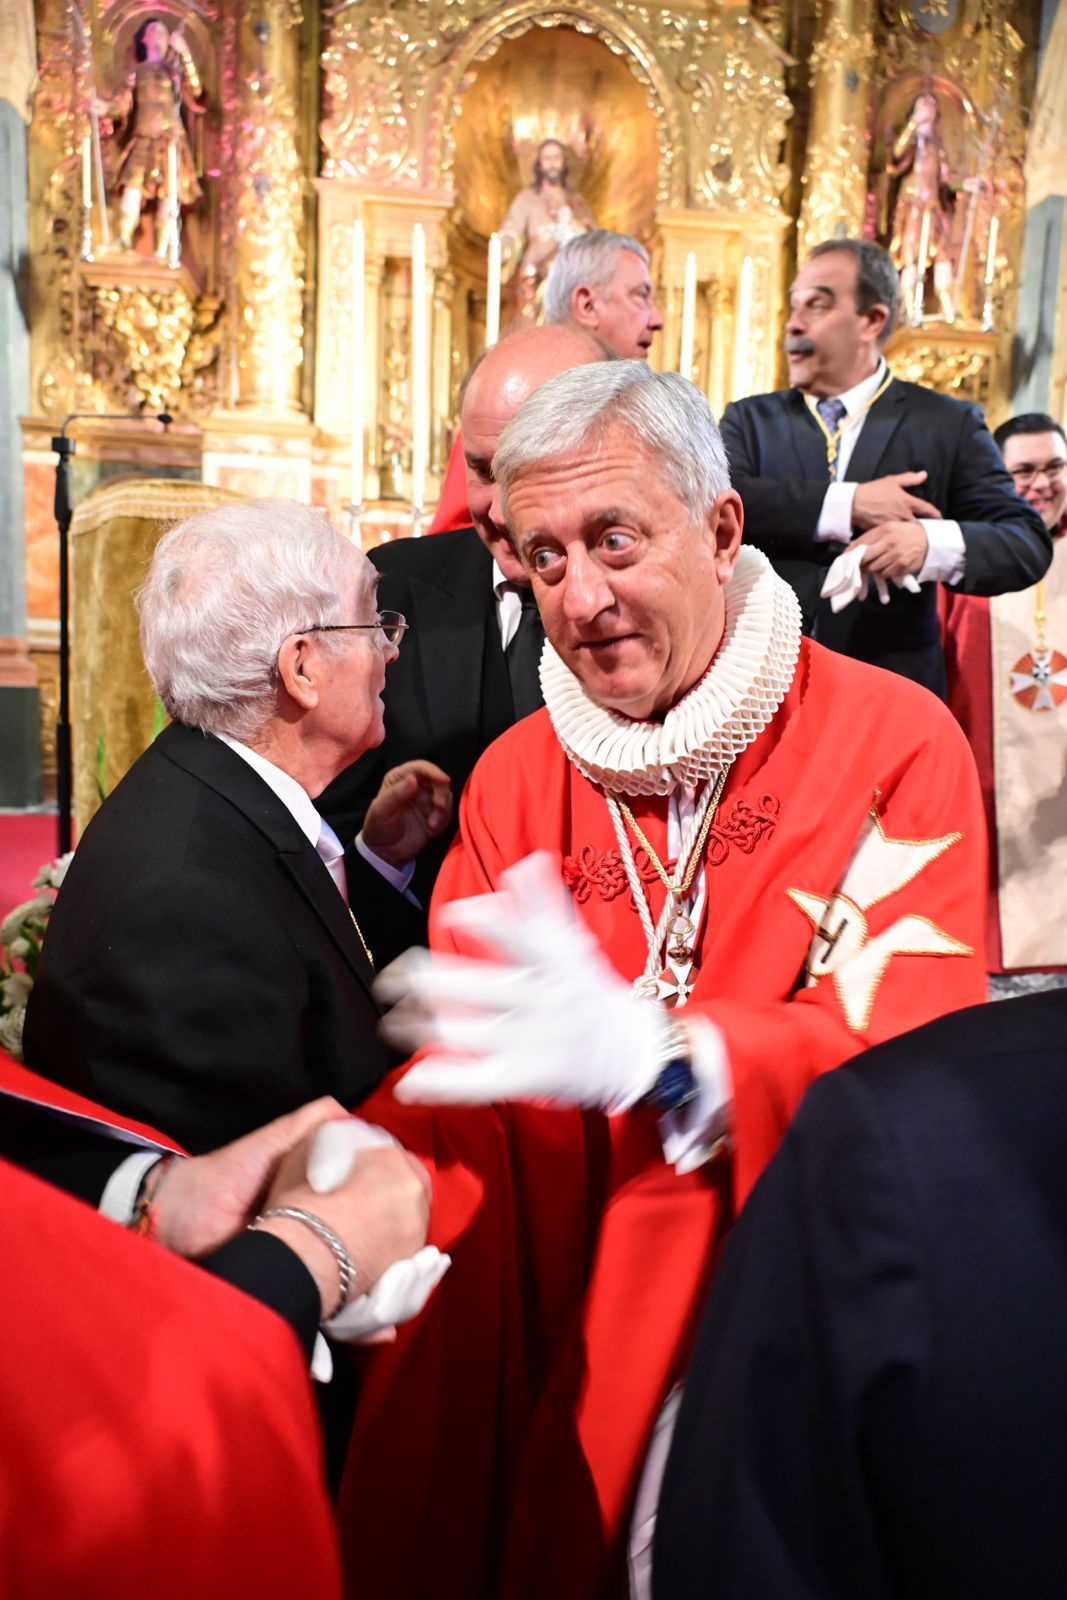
[720,238,1050,695]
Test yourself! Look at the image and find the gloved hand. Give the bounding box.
[377,852,671,1114]
[306,1118,450,1347]
[820,543,922,612]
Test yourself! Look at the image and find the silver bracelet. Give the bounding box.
[252,1205,356,1321]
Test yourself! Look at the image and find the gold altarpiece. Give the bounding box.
[20,0,1038,791]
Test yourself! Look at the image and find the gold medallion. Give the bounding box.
[1009,648,1067,713]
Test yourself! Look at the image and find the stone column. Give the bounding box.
[0,10,41,805]
[797,0,874,260]
[230,0,305,413]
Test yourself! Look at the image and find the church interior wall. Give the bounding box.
[2,0,1061,807]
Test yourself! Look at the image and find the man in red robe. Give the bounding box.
[344,361,988,1598]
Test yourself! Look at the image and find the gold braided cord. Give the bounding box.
[349,907,375,970]
[617,765,730,902]
[806,371,895,479]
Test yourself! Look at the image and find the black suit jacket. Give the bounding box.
[655,990,1067,1600]
[320,525,541,907]
[721,380,1052,694]
[24,723,415,1153]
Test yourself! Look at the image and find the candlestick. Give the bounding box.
[164,141,181,268]
[411,223,428,533]
[350,220,366,531]
[80,134,94,262]
[984,214,999,287]
[913,209,932,322]
[486,231,502,349]
[679,252,697,378]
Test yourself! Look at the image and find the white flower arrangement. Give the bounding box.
[0,853,73,1061]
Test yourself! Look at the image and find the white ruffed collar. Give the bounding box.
[539,546,802,797]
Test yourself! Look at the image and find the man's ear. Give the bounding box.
[570,284,599,330]
[276,632,319,711]
[708,489,744,581]
[864,301,890,345]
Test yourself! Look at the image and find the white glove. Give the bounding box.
[306,1117,451,1348]
[820,543,923,612]
[378,852,670,1114]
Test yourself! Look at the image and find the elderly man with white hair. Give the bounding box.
[26,499,451,1155]
[347,361,989,1597]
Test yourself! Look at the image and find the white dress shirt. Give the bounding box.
[809,359,965,586]
[219,733,415,896]
[493,558,526,648]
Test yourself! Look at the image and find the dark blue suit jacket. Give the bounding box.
[655,990,1067,1600]
[25,723,415,1152]
[721,379,1051,694]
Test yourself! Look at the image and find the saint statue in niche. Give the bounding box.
[96,17,206,255]
[498,139,594,325]
[886,91,960,322]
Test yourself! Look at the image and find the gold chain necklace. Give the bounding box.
[806,371,894,480]
[349,907,375,970]
[616,766,730,963]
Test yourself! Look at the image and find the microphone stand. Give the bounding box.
[49,411,173,855]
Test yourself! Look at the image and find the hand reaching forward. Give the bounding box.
[850,521,929,582]
[362,761,453,868]
[378,852,668,1113]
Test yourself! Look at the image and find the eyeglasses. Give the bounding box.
[1009,462,1067,489]
[298,611,408,646]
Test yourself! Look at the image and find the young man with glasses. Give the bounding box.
[942,412,1067,994]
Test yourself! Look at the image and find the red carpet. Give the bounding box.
[0,814,60,920]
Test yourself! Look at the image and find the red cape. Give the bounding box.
[0,1051,340,1599]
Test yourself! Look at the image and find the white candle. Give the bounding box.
[350,220,366,512]
[985,214,999,287]
[82,134,91,206]
[731,255,754,401]
[679,251,697,378]
[411,223,428,523]
[485,231,502,350]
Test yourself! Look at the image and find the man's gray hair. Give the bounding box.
[137,499,355,743]
[494,360,731,526]
[808,238,899,342]
[543,230,650,325]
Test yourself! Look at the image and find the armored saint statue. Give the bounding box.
[499,139,594,325]
[98,17,205,255]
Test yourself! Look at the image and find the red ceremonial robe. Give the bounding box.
[0,1050,341,1600]
[342,639,988,1599]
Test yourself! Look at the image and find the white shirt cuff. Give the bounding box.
[354,832,417,894]
[98,1149,168,1225]
[815,482,856,543]
[657,1014,732,1175]
[917,519,965,585]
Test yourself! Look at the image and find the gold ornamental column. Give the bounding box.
[797,0,874,259]
[231,0,305,414]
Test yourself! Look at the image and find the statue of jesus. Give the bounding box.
[499,139,594,326]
